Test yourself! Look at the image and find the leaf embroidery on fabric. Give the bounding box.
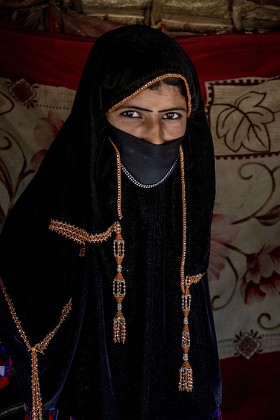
[217,91,274,152]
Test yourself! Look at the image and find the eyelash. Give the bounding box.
[121,110,141,118]
[163,112,181,120]
[120,110,182,120]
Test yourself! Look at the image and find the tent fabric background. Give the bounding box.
[0,21,280,419]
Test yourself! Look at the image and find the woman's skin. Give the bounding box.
[107,83,187,144]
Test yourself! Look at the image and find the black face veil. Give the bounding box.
[0,25,220,420]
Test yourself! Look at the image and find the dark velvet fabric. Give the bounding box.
[0,25,221,419]
[56,168,221,420]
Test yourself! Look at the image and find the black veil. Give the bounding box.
[0,25,220,418]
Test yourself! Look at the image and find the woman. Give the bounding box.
[0,25,222,419]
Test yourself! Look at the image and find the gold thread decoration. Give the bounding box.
[113,222,126,343]
[49,142,126,344]
[49,219,120,257]
[30,347,41,420]
[109,142,126,343]
[106,74,191,118]
[48,136,125,256]
[2,137,126,416]
[178,146,204,392]
[0,276,72,420]
[110,139,123,220]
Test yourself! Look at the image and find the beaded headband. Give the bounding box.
[106,73,192,118]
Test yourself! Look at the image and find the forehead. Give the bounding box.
[120,84,187,109]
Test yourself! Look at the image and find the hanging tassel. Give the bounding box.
[113,310,126,344]
[179,360,193,392]
[113,271,126,343]
[179,284,193,392]
[113,223,126,344]
[178,274,204,392]
[179,317,193,391]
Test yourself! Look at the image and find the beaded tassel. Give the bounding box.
[178,274,203,391]
[179,276,192,391]
[113,223,126,343]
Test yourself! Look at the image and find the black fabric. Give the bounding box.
[107,122,183,184]
[57,169,221,420]
[0,25,221,419]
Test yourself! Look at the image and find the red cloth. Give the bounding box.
[221,352,280,420]
[1,20,280,100]
[0,375,9,390]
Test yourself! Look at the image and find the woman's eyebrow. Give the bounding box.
[119,105,152,112]
[159,107,187,113]
[119,106,187,113]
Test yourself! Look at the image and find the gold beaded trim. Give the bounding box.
[49,141,126,344]
[49,219,120,257]
[179,145,204,392]
[112,222,126,343]
[110,139,123,220]
[106,74,192,118]
[49,142,127,344]
[0,276,72,420]
[49,217,127,345]
[49,139,124,257]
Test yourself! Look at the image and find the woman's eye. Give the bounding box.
[121,110,141,118]
[162,112,181,120]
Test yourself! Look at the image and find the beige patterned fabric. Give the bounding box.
[206,77,280,359]
[0,78,74,222]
